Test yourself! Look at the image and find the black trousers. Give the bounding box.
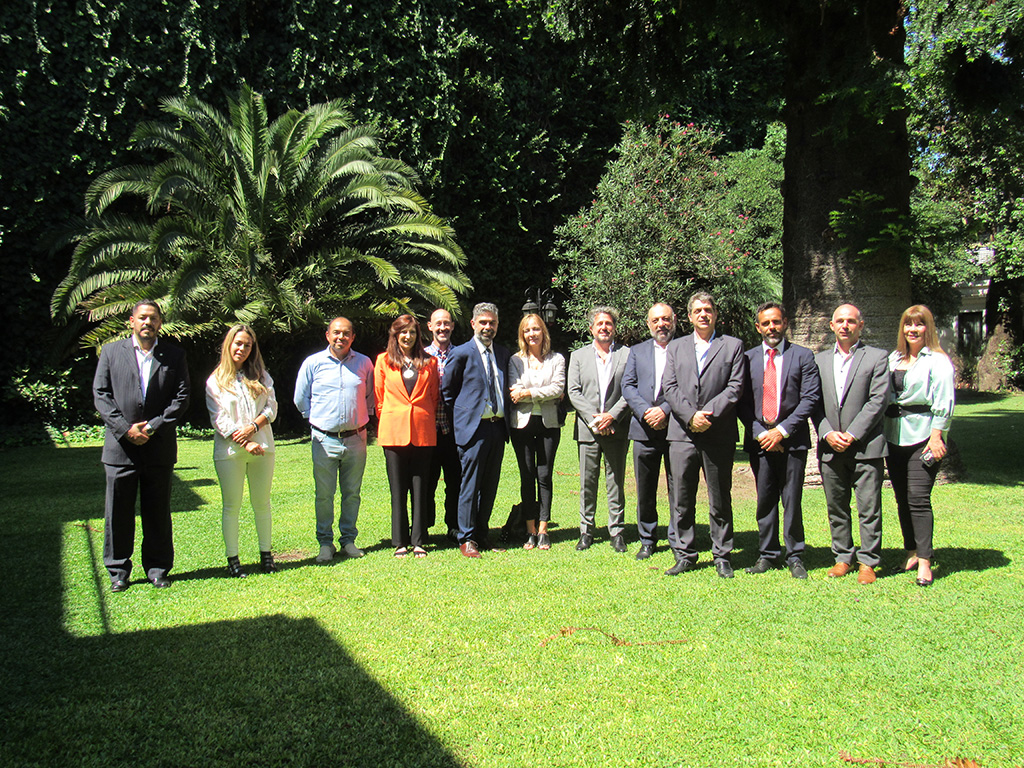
[425,429,460,532]
[748,448,807,561]
[633,437,672,546]
[103,462,174,583]
[885,440,940,559]
[384,445,434,548]
[510,415,561,523]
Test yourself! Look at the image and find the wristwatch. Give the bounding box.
[144,424,155,436]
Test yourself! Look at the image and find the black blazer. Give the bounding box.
[739,341,821,453]
[93,337,191,466]
[621,338,671,442]
[663,333,746,446]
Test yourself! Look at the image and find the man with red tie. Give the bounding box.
[738,302,821,579]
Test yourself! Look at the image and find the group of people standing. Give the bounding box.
[92,292,953,591]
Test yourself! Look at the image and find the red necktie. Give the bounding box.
[763,348,778,424]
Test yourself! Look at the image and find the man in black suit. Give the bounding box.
[621,302,677,560]
[662,291,745,578]
[738,302,821,579]
[441,302,512,558]
[814,303,891,585]
[93,300,190,591]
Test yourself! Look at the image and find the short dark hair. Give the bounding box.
[131,300,162,319]
[756,301,787,320]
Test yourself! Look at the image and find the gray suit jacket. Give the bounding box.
[93,337,191,466]
[567,343,631,443]
[813,343,890,461]
[663,333,745,446]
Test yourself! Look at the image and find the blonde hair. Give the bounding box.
[517,313,551,358]
[896,305,945,360]
[214,324,268,399]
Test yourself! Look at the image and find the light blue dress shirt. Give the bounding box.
[293,348,375,432]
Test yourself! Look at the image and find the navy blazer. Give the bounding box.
[663,333,746,446]
[441,338,512,446]
[621,338,672,442]
[738,340,821,453]
[93,337,191,466]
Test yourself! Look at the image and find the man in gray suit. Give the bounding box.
[93,300,191,591]
[567,306,631,552]
[814,303,891,584]
[662,291,746,578]
[621,302,677,560]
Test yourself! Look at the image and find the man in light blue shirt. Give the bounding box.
[294,317,375,562]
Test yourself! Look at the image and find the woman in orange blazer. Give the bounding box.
[375,314,440,557]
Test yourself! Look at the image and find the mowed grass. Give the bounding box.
[1,392,1022,767]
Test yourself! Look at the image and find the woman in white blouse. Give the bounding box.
[508,314,566,550]
[883,305,955,587]
[206,324,278,577]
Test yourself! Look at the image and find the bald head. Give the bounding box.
[647,303,676,346]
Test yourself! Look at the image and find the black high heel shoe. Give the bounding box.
[260,551,277,573]
[227,556,247,578]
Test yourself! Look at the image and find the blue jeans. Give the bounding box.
[311,430,366,547]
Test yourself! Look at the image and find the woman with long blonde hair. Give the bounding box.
[508,313,565,549]
[883,305,955,587]
[206,324,278,577]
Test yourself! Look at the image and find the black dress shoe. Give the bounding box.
[715,560,735,579]
[610,534,627,553]
[227,556,247,578]
[636,543,655,560]
[787,559,808,579]
[150,576,171,588]
[576,533,594,551]
[665,558,694,576]
[110,579,129,593]
[745,557,778,574]
[260,551,277,574]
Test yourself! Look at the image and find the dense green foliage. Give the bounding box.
[0,0,620,422]
[551,117,780,344]
[50,86,471,350]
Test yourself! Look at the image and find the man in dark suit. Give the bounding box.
[441,302,511,558]
[814,303,891,584]
[93,300,190,591]
[423,308,461,543]
[567,306,632,552]
[662,291,745,578]
[739,302,821,579]
[621,302,677,560]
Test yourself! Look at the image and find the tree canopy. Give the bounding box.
[51,86,471,349]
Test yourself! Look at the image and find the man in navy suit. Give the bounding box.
[442,302,511,557]
[621,302,677,560]
[738,302,821,579]
[662,291,746,578]
[93,300,190,591]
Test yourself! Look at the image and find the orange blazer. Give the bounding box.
[374,353,439,447]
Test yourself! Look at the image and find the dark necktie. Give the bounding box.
[485,348,497,411]
[763,348,778,424]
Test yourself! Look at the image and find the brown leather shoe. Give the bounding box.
[827,562,852,578]
[857,564,877,584]
[459,541,481,559]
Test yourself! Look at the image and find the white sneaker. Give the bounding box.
[316,544,337,562]
[341,542,364,559]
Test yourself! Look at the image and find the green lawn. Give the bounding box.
[2,393,1022,767]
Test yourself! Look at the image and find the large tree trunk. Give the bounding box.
[781,0,913,351]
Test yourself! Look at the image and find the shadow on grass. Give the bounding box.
[0,443,463,768]
[1,615,463,767]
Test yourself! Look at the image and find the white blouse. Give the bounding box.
[205,371,278,459]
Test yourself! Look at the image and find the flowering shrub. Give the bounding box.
[551,117,778,345]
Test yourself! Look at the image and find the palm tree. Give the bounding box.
[51,85,471,348]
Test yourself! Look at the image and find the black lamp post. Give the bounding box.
[522,287,558,325]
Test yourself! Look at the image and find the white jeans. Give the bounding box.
[214,451,275,557]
